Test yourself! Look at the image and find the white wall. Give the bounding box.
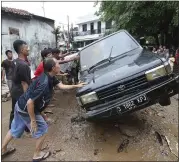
[78,20,106,32]
[1,16,55,72]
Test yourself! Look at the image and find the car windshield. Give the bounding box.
[80,31,140,71]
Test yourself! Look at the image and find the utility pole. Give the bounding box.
[42,2,45,17]
[67,15,70,49]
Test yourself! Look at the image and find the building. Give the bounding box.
[1,7,56,72]
[73,14,113,49]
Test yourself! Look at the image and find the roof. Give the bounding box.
[2,7,32,16]
[76,14,100,25]
[1,7,54,22]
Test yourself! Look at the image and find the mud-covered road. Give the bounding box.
[2,90,178,161]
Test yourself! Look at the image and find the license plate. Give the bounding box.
[117,95,148,114]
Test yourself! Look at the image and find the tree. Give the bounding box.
[96,1,179,47]
[52,26,62,48]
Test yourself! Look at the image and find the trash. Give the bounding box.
[44,110,53,114]
[163,136,178,158]
[55,149,62,153]
[155,131,163,146]
[117,139,129,153]
[94,149,99,155]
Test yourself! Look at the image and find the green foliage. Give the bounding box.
[96,1,179,46]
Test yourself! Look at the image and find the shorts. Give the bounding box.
[11,103,48,139]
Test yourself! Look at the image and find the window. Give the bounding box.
[82,24,87,32]
[90,23,94,34]
[97,21,101,34]
[80,31,139,71]
[9,27,19,36]
[105,20,112,29]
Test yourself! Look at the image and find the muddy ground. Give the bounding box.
[2,90,178,161]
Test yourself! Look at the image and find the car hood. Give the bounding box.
[77,49,164,95]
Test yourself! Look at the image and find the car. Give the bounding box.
[76,30,179,120]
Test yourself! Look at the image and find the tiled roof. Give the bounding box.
[1,7,32,16]
[1,6,55,23]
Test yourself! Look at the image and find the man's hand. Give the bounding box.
[30,120,37,134]
[76,82,87,88]
[74,55,80,60]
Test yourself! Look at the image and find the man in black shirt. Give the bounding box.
[1,50,15,94]
[10,40,31,130]
[2,58,86,161]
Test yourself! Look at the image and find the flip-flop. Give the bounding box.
[2,147,16,159]
[32,151,51,162]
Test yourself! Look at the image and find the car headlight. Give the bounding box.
[145,65,167,81]
[164,61,172,74]
[80,92,98,105]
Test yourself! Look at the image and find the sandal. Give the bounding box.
[2,147,16,159]
[32,151,51,162]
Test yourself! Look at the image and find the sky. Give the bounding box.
[2,1,100,28]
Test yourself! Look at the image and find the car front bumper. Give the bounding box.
[85,75,179,120]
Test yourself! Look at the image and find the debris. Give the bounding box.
[96,136,107,143]
[163,136,178,158]
[155,131,163,146]
[48,104,55,107]
[157,113,163,117]
[42,143,49,151]
[117,139,129,153]
[161,150,169,156]
[71,115,86,123]
[55,149,62,153]
[94,149,99,155]
[119,124,139,137]
[44,110,53,114]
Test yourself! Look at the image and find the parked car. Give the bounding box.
[76,30,179,120]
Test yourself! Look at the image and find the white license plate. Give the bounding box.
[117,95,148,114]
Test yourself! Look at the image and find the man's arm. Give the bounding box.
[19,65,31,92]
[58,55,79,64]
[57,82,86,90]
[1,68,5,82]
[59,52,71,59]
[21,81,29,92]
[1,61,5,82]
[27,99,37,133]
[27,99,36,121]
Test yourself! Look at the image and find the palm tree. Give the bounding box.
[52,26,62,48]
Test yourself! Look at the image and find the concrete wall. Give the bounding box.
[1,15,55,72]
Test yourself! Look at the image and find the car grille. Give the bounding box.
[97,74,148,100]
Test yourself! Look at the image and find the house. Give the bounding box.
[1,7,56,72]
[73,14,113,49]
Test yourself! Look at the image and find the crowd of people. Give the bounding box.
[151,45,179,73]
[1,40,85,161]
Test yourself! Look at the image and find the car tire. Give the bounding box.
[159,97,171,106]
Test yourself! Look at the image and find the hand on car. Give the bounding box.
[76,82,87,88]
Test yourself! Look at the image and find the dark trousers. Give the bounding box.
[9,97,30,132]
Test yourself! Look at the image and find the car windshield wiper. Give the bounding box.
[88,46,113,72]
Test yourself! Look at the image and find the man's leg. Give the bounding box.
[9,97,16,129]
[33,134,47,158]
[32,115,49,160]
[2,130,14,154]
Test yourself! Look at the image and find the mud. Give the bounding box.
[1,90,178,161]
